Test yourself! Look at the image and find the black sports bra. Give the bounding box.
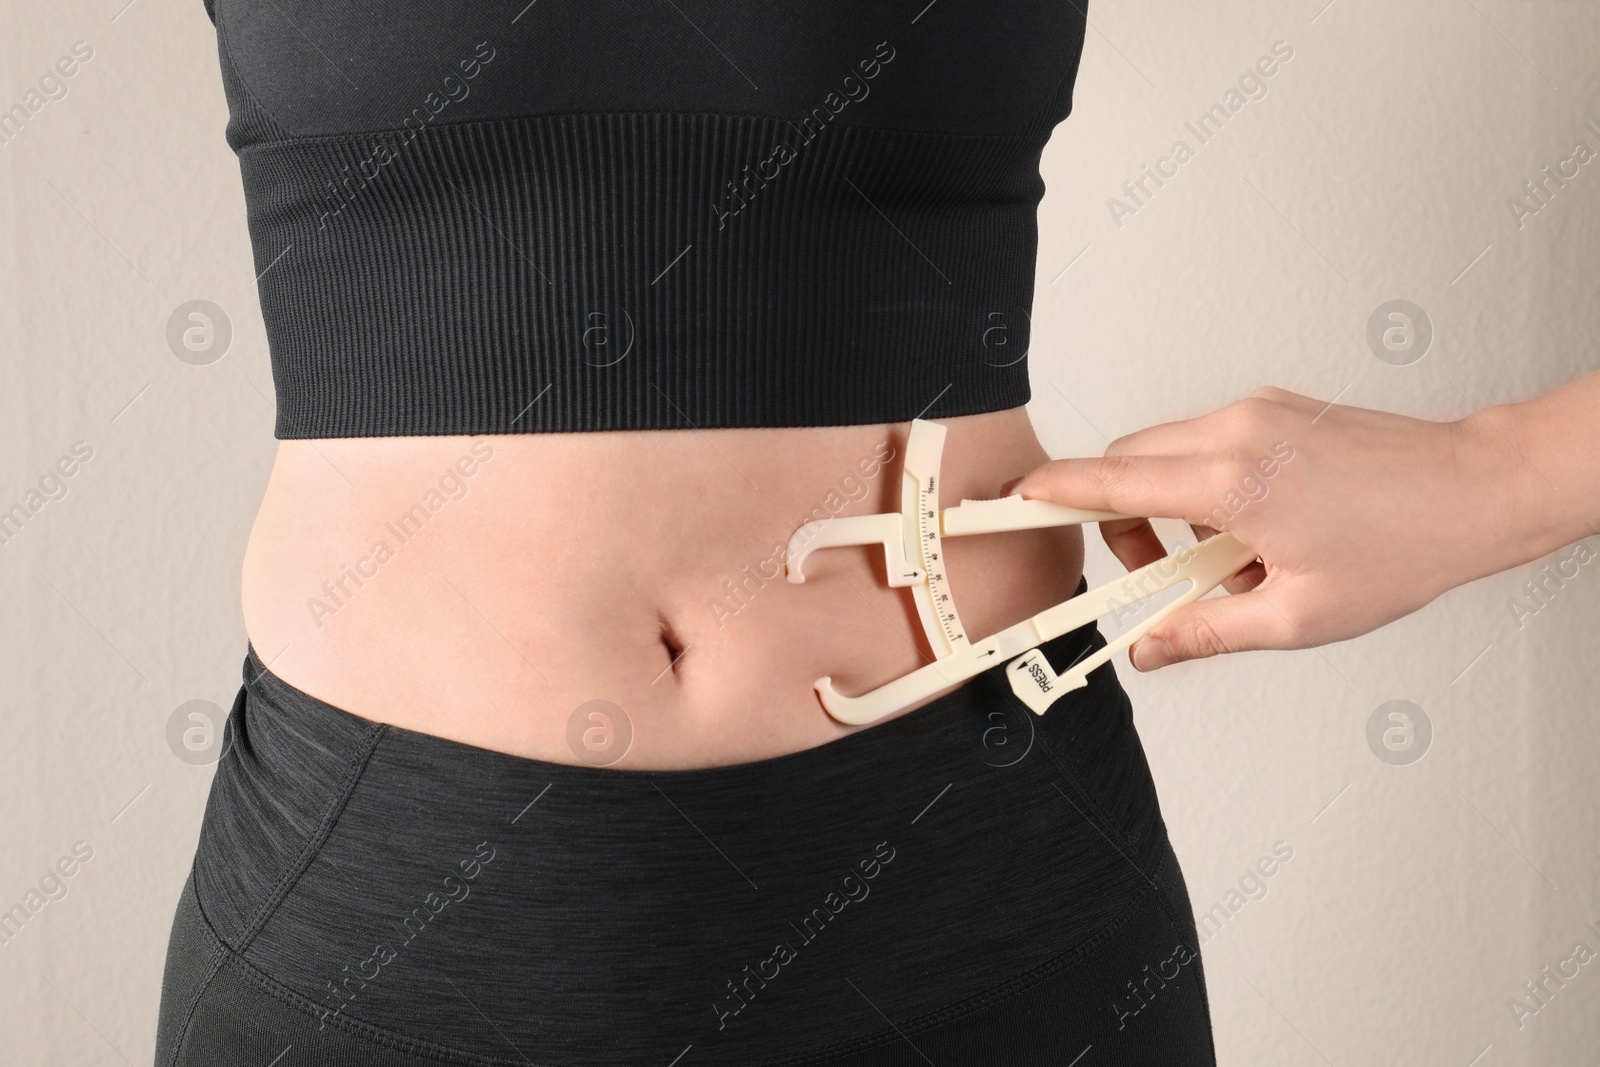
[203,1,1088,438]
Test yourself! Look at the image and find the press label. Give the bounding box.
[1007,648,1069,715]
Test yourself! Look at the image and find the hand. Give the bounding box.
[1007,387,1540,671]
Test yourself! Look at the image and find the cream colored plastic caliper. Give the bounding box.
[784,418,1259,725]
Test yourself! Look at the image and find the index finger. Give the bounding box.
[1010,454,1222,525]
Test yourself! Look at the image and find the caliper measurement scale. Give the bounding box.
[785,419,1260,725]
[919,472,965,650]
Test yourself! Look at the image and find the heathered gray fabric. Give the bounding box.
[155,592,1215,1066]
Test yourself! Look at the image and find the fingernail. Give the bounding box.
[1131,636,1175,671]
[999,476,1023,496]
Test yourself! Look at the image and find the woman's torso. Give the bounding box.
[218,1,1095,767]
[241,410,1084,768]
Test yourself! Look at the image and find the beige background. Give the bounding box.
[2,1,1597,1064]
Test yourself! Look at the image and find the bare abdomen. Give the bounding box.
[239,408,1085,769]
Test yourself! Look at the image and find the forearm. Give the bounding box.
[1474,369,1600,570]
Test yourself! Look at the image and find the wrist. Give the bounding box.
[1460,399,1597,571]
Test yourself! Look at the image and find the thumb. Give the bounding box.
[1129,588,1301,670]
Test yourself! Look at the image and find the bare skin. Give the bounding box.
[1008,374,1600,670]
[241,408,1084,769]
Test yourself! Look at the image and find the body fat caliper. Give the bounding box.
[784,418,1260,725]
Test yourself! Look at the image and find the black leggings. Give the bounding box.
[154,609,1216,1066]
